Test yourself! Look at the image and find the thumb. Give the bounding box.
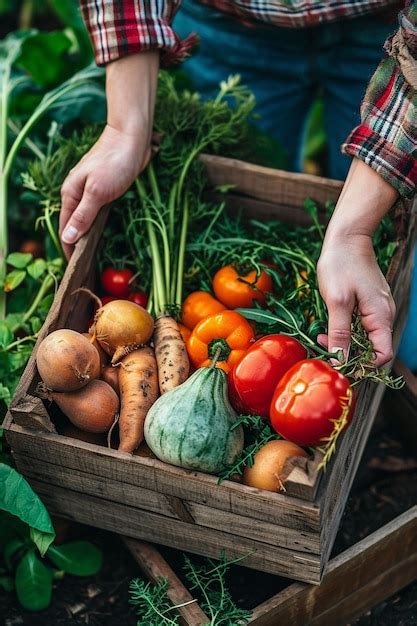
[61,184,102,247]
[326,299,355,363]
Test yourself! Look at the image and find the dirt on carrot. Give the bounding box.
[118,347,159,453]
[154,315,190,395]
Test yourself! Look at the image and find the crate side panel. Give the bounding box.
[29,478,321,583]
[7,427,320,532]
[13,453,320,554]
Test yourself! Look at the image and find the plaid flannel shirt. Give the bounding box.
[80,0,417,197]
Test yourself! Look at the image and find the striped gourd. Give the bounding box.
[144,367,244,474]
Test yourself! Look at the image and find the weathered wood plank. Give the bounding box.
[7,426,320,532]
[201,155,343,207]
[122,538,210,626]
[28,479,322,583]
[248,507,417,625]
[13,453,320,554]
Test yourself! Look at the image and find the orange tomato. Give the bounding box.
[186,310,255,373]
[213,265,273,309]
[181,291,226,329]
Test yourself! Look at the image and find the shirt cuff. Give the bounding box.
[88,16,197,67]
[342,124,417,199]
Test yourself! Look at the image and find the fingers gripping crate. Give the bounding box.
[3,156,416,584]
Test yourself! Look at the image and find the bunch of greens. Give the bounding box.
[0,463,103,610]
[130,552,252,626]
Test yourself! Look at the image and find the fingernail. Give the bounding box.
[62,225,79,244]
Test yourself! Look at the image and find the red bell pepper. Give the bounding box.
[228,334,306,417]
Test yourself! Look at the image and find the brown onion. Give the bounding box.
[37,329,101,392]
[93,300,154,363]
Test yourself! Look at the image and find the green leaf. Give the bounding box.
[4,538,25,570]
[17,31,73,87]
[30,317,43,334]
[0,321,13,348]
[15,551,53,611]
[0,464,55,555]
[6,252,33,269]
[0,574,14,592]
[30,529,54,558]
[0,383,11,405]
[236,308,278,325]
[4,270,26,292]
[27,258,47,280]
[47,541,102,576]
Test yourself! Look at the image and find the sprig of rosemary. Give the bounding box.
[130,553,252,626]
[218,415,280,484]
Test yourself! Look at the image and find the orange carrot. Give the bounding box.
[118,347,159,453]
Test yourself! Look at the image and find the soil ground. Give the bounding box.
[1,402,417,626]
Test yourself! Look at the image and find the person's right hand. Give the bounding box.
[60,123,150,258]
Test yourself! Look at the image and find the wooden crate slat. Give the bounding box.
[28,478,322,583]
[122,538,210,626]
[201,155,344,207]
[7,426,320,532]
[248,506,417,625]
[13,453,320,554]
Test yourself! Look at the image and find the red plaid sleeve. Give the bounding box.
[79,0,196,66]
[343,2,417,198]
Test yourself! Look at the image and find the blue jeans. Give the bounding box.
[174,1,394,179]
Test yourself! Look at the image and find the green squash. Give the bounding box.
[144,367,244,474]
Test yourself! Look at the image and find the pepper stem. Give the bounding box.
[208,338,231,362]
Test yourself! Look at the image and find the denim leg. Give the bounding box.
[174,0,315,171]
[317,16,395,180]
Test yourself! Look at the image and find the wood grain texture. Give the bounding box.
[7,426,320,532]
[13,452,319,554]
[122,538,210,626]
[27,478,322,583]
[248,507,417,625]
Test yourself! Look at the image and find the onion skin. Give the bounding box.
[243,440,308,492]
[37,329,101,392]
[93,300,154,363]
[101,366,120,394]
[83,333,108,370]
[51,379,119,433]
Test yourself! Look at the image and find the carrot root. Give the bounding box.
[153,315,190,394]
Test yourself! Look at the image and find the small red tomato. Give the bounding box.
[128,291,148,308]
[101,268,133,298]
[228,335,307,417]
[270,359,354,447]
[101,295,118,305]
[19,239,44,259]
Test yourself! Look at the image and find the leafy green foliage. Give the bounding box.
[218,415,280,483]
[15,550,53,611]
[130,553,252,625]
[17,31,73,87]
[47,541,103,576]
[130,578,180,626]
[0,464,55,555]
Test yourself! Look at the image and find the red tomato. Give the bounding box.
[128,291,148,308]
[100,295,118,306]
[101,268,133,298]
[270,359,354,447]
[228,335,307,417]
[19,239,44,259]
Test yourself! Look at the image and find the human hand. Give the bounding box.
[317,233,395,366]
[59,124,150,258]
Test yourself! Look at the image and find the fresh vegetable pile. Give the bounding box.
[32,72,402,495]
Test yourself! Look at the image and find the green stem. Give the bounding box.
[135,179,166,315]
[147,162,161,205]
[168,182,177,245]
[43,203,64,262]
[175,194,189,308]
[5,334,37,352]
[20,274,55,328]
[0,55,11,321]
[7,120,46,161]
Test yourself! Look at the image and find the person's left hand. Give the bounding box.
[317,233,396,366]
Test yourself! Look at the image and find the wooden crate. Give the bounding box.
[385,359,417,452]
[123,506,417,626]
[3,156,416,584]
